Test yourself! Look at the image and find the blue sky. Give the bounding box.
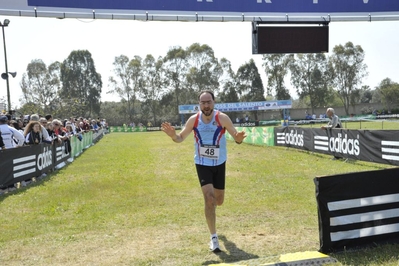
[0,16,398,109]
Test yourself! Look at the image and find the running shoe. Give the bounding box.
[209,236,221,252]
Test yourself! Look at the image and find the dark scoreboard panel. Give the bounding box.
[253,25,329,54]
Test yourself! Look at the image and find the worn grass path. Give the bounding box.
[0,132,398,265]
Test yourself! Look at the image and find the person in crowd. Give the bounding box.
[101,119,107,129]
[46,122,55,140]
[52,119,67,143]
[321,108,342,130]
[321,107,343,160]
[61,119,66,127]
[75,120,81,130]
[72,120,83,140]
[91,119,99,132]
[30,114,51,142]
[79,118,91,132]
[24,121,51,145]
[23,119,29,129]
[39,117,48,130]
[77,121,85,134]
[45,114,53,123]
[69,117,77,134]
[5,114,12,124]
[96,118,102,128]
[64,123,74,154]
[0,115,25,148]
[10,120,24,135]
[17,119,25,131]
[161,90,247,252]
[0,130,5,149]
[103,119,108,130]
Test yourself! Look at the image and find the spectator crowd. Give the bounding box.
[0,113,108,192]
[0,113,108,150]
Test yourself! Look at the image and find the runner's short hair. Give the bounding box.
[327,108,335,114]
[198,90,214,100]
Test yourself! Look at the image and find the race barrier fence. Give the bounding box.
[225,126,275,146]
[274,127,399,166]
[0,129,107,188]
[112,125,399,166]
[273,127,399,251]
[315,167,399,252]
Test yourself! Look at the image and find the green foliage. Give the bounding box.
[376,78,399,111]
[60,50,102,118]
[186,43,222,94]
[218,58,239,104]
[140,55,168,125]
[108,55,143,123]
[329,42,368,115]
[236,59,265,120]
[17,41,398,128]
[20,59,61,115]
[262,54,293,100]
[163,46,188,121]
[0,133,397,265]
[290,53,331,113]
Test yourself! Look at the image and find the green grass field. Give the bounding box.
[0,132,398,265]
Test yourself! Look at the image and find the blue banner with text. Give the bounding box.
[28,0,399,13]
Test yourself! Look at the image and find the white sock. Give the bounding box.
[211,233,218,239]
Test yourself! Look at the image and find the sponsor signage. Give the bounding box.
[225,126,275,146]
[109,126,183,132]
[54,141,71,166]
[314,132,360,156]
[315,167,399,252]
[179,100,291,114]
[109,126,147,132]
[274,127,399,166]
[0,130,105,187]
[3,0,398,21]
[0,131,103,188]
[276,128,305,147]
[0,144,53,187]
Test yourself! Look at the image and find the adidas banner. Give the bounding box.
[0,144,53,188]
[0,130,105,188]
[54,141,72,167]
[274,127,399,166]
[0,142,71,188]
[315,168,399,252]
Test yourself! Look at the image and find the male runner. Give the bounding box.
[161,90,246,252]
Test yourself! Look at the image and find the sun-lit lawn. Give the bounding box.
[0,132,398,265]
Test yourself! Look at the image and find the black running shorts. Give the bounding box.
[195,162,226,189]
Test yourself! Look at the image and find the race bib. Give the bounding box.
[199,145,220,159]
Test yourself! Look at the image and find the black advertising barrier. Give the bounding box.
[315,168,399,253]
[54,141,71,168]
[0,141,71,188]
[274,127,399,166]
[0,130,107,188]
[0,144,53,188]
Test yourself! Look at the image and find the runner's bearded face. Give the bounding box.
[199,94,214,117]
